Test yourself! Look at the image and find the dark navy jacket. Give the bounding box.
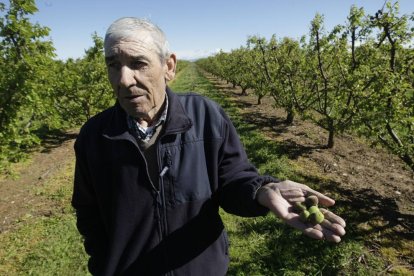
[72,88,276,275]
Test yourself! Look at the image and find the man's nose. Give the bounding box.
[119,66,136,87]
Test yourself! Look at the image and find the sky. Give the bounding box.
[27,0,414,61]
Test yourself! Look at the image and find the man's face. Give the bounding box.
[105,34,175,120]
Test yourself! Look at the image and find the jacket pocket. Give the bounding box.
[163,142,213,204]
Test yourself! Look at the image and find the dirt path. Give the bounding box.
[0,131,77,233]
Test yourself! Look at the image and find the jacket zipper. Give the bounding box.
[158,148,173,276]
[123,138,164,239]
[132,141,170,275]
[124,129,185,276]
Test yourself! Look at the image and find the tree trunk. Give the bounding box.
[385,123,414,172]
[400,153,414,172]
[377,132,414,173]
[327,119,335,148]
[285,108,295,125]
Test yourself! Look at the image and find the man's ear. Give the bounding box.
[165,53,177,81]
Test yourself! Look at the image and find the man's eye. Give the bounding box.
[131,61,147,70]
[107,62,121,70]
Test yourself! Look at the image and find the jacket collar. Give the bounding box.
[163,86,192,135]
[102,86,192,141]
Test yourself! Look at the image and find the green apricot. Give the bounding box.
[293,202,307,213]
[299,210,310,223]
[309,211,325,225]
[308,205,320,214]
[305,195,319,208]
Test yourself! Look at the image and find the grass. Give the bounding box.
[0,62,411,275]
[0,161,89,276]
[0,215,88,275]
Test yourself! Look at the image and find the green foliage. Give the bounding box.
[356,1,414,170]
[53,33,114,126]
[175,59,190,74]
[247,35,308,121]
[198,0,414,171]
[303,11,367,148]
[0,0,56,171]
[0,0,114,172]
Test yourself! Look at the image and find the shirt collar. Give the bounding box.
[127,95,168,142]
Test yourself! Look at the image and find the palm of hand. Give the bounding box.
[257,180,346,243]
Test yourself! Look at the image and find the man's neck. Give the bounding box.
[135,96,167,128]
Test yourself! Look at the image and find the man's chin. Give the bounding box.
[122,106,147,119]
[129,111,148,120]
[119,102,144,116]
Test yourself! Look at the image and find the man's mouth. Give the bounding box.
[125,95,140,99]
[125,94,145,103]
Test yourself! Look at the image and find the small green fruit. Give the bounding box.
[305,195,319,208]
[299,210,310,222]
[293,202,306,213]
[309,211,325,225]
[308,205,320,214]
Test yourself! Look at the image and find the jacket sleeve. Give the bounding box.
[71,131,108,274]
[217,108,279,217]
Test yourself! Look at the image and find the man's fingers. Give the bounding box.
[302,227,324,240]
[305,190,335,207]
[320,208,346,228]
[277,180,336,207]
[262,181,346,243]
[280,188,305,203]
[320,219,346,237]
[280,188,304,197]
[303,221,342,242]
[321,228,342,243]
[286,215,344,242]
[312,223,342,243]
[286,217,324,240]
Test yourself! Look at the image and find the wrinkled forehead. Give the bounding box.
[104,30,156,57]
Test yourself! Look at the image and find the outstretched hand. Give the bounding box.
[256,180,346,243]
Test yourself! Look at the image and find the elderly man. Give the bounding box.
[72,17,346,276]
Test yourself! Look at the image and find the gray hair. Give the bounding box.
[104,17,170,62]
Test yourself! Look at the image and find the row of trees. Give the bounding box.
[0,0,114,172]
[197,2,414,172]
